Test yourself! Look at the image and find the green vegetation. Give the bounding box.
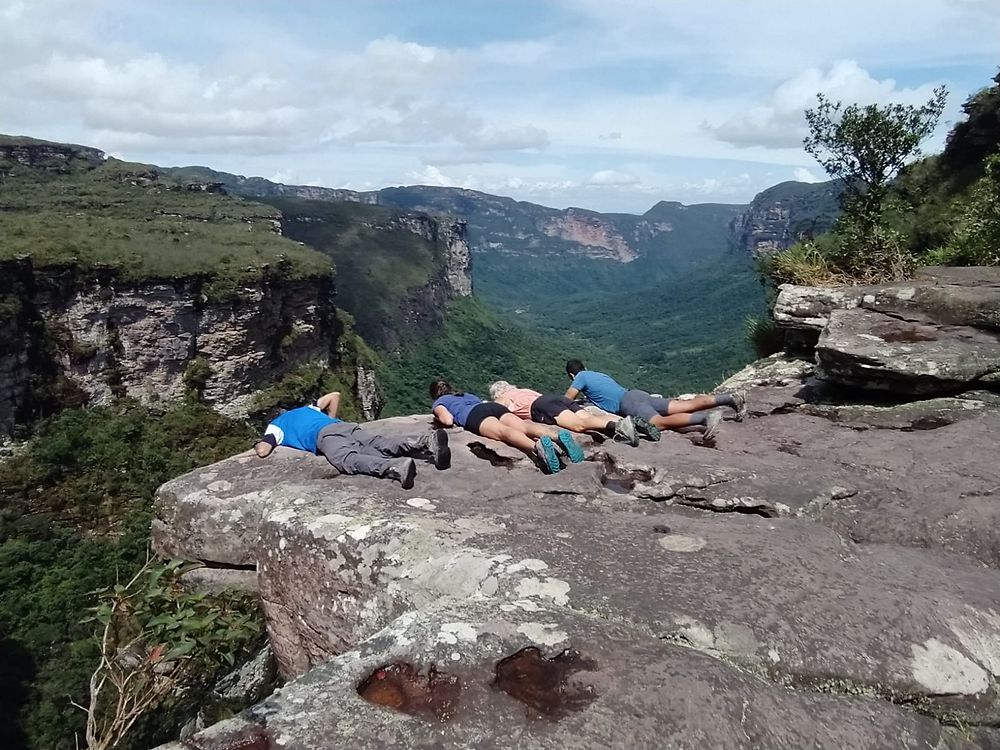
[0,401,256,749]
[378,270,763,415]
[0,138,331,298]
[84,560,262,750]
[767,70,1000,286]
[252,196,446,348]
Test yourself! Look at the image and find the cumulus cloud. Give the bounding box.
[586,169,640,186]
[793,167,823,183]
[703,60,945,150]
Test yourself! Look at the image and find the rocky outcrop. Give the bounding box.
[0,258,338,434]
[773,266,1000,394]
[541,210,638,263]
[157,361,1000,749]
[0,136,105,174]
[730,179,843,257]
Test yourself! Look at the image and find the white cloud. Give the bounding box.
[704,60,945,149]
[586,169,640,186]
[793,167,823,183]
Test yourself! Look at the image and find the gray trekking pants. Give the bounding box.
[315,423,414,477]
[618,389,673,421]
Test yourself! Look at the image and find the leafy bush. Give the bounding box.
[0,402,255,748]
[744,316,785,359]
[82,559,262,749]
[944,153,1000,266]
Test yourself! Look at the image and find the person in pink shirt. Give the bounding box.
[488,381,639,447]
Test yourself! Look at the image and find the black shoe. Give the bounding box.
[633,417,661,442]
[386,458,417,489]
[430,428,451,470]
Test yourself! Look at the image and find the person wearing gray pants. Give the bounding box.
[254,391,450,489]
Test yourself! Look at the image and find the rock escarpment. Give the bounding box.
[0,258,341,435]
[157,272,1000,749]
[730,179,843,257]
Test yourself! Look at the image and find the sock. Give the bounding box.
[713,392,736,408]
[688,411,709,426]
[603,421,617,436]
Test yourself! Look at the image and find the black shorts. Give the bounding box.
[530,394,583,425]
[465,402,509,435]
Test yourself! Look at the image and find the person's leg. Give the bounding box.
[554,409,618,434]
[659,392,743,417]
[354,427,451,469]
[479,416,561,473]
[501,412,560,440]
[316,424,415,487]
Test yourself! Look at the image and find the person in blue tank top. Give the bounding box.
[254,391,451,489]
[564,359,748,444]
[428,379,580,474]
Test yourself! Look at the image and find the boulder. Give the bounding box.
[815,308,1000,394]
[154,390,1000,746]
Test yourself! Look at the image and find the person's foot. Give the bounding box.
[701,410,723,444]
[555,429,585,463]
[613,416,639,447]
[633,417,661,442]
[534,436,562,474]
[385,457,417,489]
[722,390,749,422]
[430,428,451,470]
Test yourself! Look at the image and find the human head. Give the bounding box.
[429,379,455,400]
[566,359,586,378]
[254,434,277,458]
[488,380,514,400]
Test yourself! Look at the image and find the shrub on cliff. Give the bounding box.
[0,401,256,749]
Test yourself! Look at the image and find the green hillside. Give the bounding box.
[0,137,331,298]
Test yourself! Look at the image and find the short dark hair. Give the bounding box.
[429,378,454,399]
[566,359,585,377]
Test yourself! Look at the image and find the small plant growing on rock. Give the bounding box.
[77,558,262,750]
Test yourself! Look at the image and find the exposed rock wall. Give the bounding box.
[0,258,338,435]
[730,179,843,258]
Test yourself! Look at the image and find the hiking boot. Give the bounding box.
[555,429,585,463]
[702,410,723,444]
[613,416,639,447]
[633,417,661,442]
[429,428,451,470]
[534,436,562,474]
[385,458,417,489]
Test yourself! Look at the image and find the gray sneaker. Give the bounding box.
[385,457,417,489]
[613,416,639,447]
[702,410,723,443]
[633,417,661,442]
[727,390,748,422]
[534,436,562,474]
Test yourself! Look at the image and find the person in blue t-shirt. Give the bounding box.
[428,379,579,474]
[254,391,451,489]
[564,359,747,443]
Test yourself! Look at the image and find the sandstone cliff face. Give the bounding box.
[0,258,337,435]
[0,137,104,173]
[730,179,843,257]
[541,210,638,262]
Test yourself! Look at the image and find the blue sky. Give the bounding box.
[1,0,997,212]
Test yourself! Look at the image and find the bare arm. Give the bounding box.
[433,405,455,427]
[317,391,341,418]
[565,386,581,400]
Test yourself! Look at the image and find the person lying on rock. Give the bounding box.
[254,391,450,490]
[488,380,640,447]
[563,359,747,443]
[429,379,582,474]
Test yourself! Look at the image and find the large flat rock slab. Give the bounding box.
[815,308,1000,394]
[166,599,992,750]
[774,266,1000,334]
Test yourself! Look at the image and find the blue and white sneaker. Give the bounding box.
[534,436,562,474]
[556,429,585,463]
